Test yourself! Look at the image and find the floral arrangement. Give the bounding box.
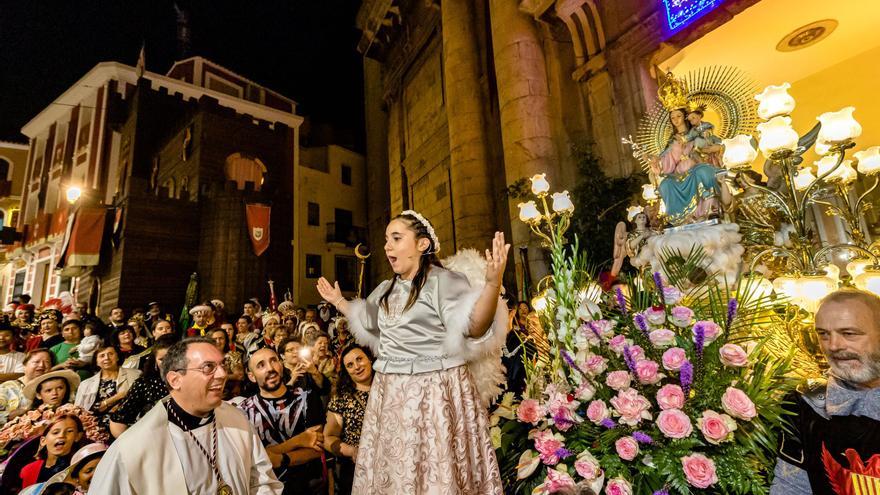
[0,403,108,454]
[494,238,795,494]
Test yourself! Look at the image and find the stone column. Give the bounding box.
[489,0,560,291]
[440,0,497,250]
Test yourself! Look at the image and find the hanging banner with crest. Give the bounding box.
[245,203,271,256]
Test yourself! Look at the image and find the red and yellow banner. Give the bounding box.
[246,203,271,256]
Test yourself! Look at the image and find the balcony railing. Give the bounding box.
[326,222,366,247]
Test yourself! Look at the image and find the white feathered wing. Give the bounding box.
[441,248,509,408]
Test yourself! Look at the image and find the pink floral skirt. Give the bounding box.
[351,366,503,495]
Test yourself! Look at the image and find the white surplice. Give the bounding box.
[89,400,282,495]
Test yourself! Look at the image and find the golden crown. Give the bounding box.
[657,71,691,111]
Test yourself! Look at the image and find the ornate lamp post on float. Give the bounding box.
[721,83,880,348]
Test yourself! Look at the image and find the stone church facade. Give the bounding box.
[358,0,761,291]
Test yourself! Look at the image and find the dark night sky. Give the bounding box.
[0,0,365,149]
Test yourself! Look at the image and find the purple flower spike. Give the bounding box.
[634,313,649,338]
[623,345,637,374]
[653,272,664,292]
[600,418,616,429]
[587,321,602,341]
[554,447,574,460]
[616,287,628,316]
[680,360,693,398]
[693,323,705,360]
[653,490,670,495]
[633,431,653,444]
[561,350,577,368]
[727,298,738,329]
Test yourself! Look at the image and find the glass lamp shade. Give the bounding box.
[793,169,816,191]
[641,184,658,201]
[551,191,575,214]
[532,294,548,313]
[65,186,82,205]
[815,140,833,156]
[854,146,880,176]
[817,107,862,143]
[530,174,550,195]
[795,274,836,313]
[854,267,880,296]
[721,135,758,170]
[846,259,873,279]
[755,83,796,120]
[757,116,799,157]
[815,155,854,182]
[820,263,841,282]
[836,162,858,184]
[518,201,541,223]
[772,275,800,300]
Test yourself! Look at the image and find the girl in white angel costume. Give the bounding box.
[317,210,510,495]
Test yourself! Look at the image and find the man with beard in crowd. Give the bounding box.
[240,346,325,494]
[107,307,127,333]
[772,289,880,495]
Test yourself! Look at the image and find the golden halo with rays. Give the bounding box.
[633,65,760,173]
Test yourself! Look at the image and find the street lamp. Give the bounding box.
[66,185,82,205]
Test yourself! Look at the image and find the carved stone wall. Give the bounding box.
[358,0,755,295]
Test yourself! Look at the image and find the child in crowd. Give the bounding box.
[19,414,84,489]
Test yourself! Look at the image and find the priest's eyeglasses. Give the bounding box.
[175,361,222,376]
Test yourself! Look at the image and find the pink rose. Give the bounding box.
[586,400,609,424]
[606,370,632,391]
[550,405,582,432]
[591,319,617,338]
[540,468,576,493]
[574,452,601,480]
[719,343,748,367]
[609,388,652,426]
[635,360,663,384]
[582,354,608,376]
[663,286,683,304]
[644,307,666,325]
[517,399,545,425]
[609,335,628,355]
[670,306,694,327]
[681,453,718,489]
[656,384,685,410]
[533,430,564,465]
[605,477,633,495]
[693,320,722,344]
[698,410,737,444]
[575,382,596,401]
[649,328,676,348]
[656,409,693,439]
[662,347,687,371]
[615,436,639,461]
[629,345,646,362]
[721,387,757,420]
[579,324,602,346]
